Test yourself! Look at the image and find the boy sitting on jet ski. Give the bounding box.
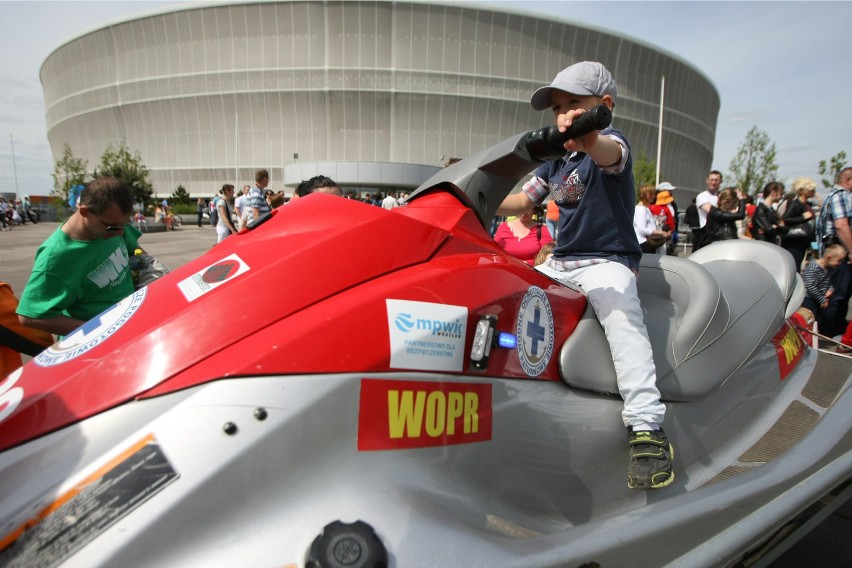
[498,61,674,489]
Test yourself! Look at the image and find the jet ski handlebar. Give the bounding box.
[407,105,613,230]
[523,105,612,162]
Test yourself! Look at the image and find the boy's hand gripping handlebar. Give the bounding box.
[524,105,612,162]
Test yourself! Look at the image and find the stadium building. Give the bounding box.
[41,0,719,201]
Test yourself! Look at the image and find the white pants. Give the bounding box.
[537,260,666,428]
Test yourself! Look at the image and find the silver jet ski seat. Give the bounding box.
[558,240,801,401]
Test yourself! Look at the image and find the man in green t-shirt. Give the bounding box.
[17,177,141,336]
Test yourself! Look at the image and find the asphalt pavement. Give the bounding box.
[1,219,850,565]
[1,219,217,296]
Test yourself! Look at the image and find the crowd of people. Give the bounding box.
[0,196,37,230]
[619,166,852,354]
[76,172,411,246]
[199,171,408,244]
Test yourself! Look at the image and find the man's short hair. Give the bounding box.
[708,170,723,179]
[80,176,134,215]
[270,194,286,208]
[255,169,269,184]
[296,175,340,197]
[838,167,852,185]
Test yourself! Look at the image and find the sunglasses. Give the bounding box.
[94,215,126,232]
[83,204,127,232]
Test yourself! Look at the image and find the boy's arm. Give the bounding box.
[497,192,536,216]
[574,132,623,169]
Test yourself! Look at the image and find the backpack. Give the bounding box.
[684,204,700,229]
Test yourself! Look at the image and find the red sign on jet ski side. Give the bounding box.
[772,321,806,380]
[357,379,492,450]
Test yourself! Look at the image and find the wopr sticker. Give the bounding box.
[178,253,250,302]
[35,288,147,367]
[358,378,493,451]
[516,286,554,376]
[772,321,805,381]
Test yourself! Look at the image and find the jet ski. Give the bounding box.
[0,108,849,568]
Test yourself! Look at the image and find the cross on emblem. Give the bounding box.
[526,304,545,355]
[78,313,105,336]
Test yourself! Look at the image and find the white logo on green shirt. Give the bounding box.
[87,242,130,289]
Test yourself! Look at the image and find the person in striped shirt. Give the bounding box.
[802,244,847,337]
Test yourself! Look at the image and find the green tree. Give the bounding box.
[728,126,779,196]
[93,140,154,207]
[818,150,847,188]
[171,184,191,206]
[51,143,88,205]
[632,151,657,189]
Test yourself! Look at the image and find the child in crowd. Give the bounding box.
[134,210,148,232]
[534,242,556,266]
[802,244,847,336]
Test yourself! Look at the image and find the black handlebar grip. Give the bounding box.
[549,104,612,145]
[524,105,613,162]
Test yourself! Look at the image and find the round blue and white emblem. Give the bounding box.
[35,288,147,367]
[516,286,554,377]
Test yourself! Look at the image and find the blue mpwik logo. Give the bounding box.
[395,313,415,332]
[394,312,463,338]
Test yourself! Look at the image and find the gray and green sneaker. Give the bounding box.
[627,428,675,489]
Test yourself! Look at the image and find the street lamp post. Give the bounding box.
[9,134,19,200]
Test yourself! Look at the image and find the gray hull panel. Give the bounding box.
[0,349,848,567]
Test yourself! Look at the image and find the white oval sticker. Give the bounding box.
[35,288,147,367]
[516,286,554,377]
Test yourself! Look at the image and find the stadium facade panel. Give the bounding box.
[41,0,719,201]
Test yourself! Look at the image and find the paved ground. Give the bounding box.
[1,220,218,296]
[1,220,849,565]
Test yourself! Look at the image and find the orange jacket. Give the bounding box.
[546,200,559,222]
[0,282,54,378]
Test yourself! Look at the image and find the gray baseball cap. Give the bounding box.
[530,61,618,111]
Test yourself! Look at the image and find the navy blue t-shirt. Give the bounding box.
[530,127,641,270]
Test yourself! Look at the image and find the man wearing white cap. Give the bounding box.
[498,61,674,489]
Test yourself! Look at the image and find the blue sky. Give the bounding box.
[0,0,849,196]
